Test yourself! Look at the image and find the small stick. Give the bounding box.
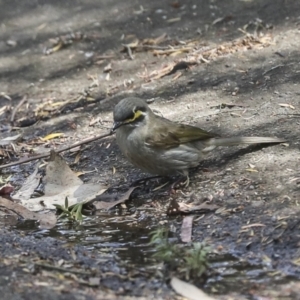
[0,131,114,170]
[262,64,284,76]
[10,95,28,123]
[122,44,134,60]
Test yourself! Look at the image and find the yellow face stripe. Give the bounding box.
[125,110,144,123]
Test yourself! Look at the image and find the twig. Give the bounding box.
[262,64,284,76]
[275,113,300,116]
[140,45,171,50]
[153,46,193,55]
[122,44,134,60]
[0,131,114,170]
[195,108,255,119]
[10,95,27,123]
[30,261,95,276]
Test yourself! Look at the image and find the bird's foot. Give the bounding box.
[171,175,190,190]
[130,175,164,187]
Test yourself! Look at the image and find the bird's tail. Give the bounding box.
[202,136,286,152]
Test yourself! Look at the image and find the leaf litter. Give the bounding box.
[0,29,274,127]
[0,197,56,229]
[171,277,216,300]
[14,150,108,211]
[1,150,136,228]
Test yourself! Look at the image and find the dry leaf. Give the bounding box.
[278,103,295,110]
[171,277,216,300]
[103,63,112,73]
[14,151,107,211]
[94,187,136,210]
[0,184,14,195]
[41,133,64,141]
[166,17,181,23]
[74,152,81,164]
[180,216,194,243]
[14,165,40,200]
[0,134,21,146]
[212,15,233,25]
[241,223,265,229]
[0,197,56,229]
[168,199,219,214]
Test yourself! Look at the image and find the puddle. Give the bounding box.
[7,210,299,297]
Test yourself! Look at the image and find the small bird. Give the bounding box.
[113,97,285,184]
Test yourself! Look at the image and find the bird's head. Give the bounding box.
[112,97,151,131]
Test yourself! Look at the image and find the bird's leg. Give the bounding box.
[130,175,164,187]
[171,172,190,190]
[180,170,190,188]
[182,175,190,187]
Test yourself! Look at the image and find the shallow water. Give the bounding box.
[8,211,299,297]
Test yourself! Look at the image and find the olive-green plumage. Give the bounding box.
[113,97,285,178]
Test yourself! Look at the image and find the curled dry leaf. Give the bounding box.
[0,197,56,229]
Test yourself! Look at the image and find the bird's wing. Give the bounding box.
[145,118,215,149]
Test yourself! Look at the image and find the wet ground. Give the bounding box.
[1,0,300,299]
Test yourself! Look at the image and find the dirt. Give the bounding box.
[1,0,300,299]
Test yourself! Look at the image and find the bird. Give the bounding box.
[112,97,285,185]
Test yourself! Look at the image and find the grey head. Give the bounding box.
[113,97,150,131]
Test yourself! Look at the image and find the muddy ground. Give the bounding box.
[1,0,300,299]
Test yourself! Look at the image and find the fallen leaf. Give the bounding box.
[171,277,216,300]
[14,151,107,211]
[278,103,295,110]
[103,63,112,73]
[88,277,100,286]
[74,152,81,164]
[0,134,21,146]
[168,199,219,215]
[41,133,64,141]
[14,165,40,200]
[164,61,196,77]
[245,168,258,172]
[0,184,14,195]
[166,17,181,23]
[212,15,233,25]
[0,197,56,229]
[146,33,167,45]
[94,187,136,210]
[180,216,194,243]
[241,223,266,229]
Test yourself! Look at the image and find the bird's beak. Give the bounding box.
[112,121,123,132]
